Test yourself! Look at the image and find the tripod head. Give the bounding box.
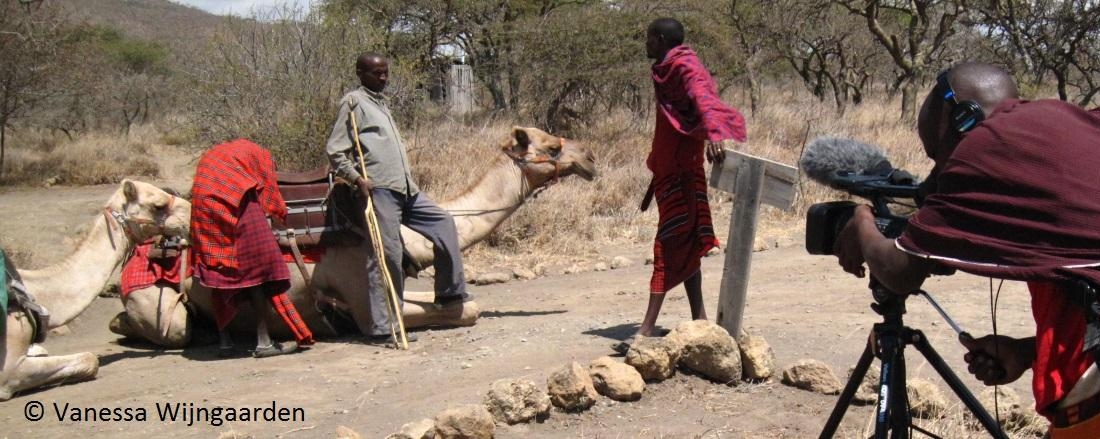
[867,278,909,324]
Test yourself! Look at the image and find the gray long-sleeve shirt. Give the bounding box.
[325,87,419,196]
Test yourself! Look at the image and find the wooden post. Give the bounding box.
[709,149,797,335]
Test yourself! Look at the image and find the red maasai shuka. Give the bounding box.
[896,100,1100,414]
[651,45,747,146]
[649,169,719,294]
[645,45,743,293]
[120,241,182,299]
[191,138,288,271]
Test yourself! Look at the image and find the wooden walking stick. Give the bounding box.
[349,104,409,350]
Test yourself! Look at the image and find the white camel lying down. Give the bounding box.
[111,127,597,346]
[1,180,190,400]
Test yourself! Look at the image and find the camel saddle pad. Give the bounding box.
[275,167,364,249]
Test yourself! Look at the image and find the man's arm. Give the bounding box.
[325,99,365,185]
[833,204,934,294]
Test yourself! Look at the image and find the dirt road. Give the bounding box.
[0,183,1036,438]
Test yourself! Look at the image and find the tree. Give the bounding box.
[0,0,67,179]
[971,0,1100,106]
[834,0,966,118]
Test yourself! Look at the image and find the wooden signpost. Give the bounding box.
[709,149,798,336]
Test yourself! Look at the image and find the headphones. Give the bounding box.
[937,70,985,133]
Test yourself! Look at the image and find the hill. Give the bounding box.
[59,0,223,50]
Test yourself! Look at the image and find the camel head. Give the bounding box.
[501,126,597,188]
[106,180,192,243]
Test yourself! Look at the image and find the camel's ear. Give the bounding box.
[512,127,531,149]
[123,180,138,202]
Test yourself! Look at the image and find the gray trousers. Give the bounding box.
[366,188,466,335]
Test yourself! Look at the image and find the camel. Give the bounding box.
[112,126,597,346]
[1,180,191,400]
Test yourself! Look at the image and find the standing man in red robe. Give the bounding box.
[618,18,748,353]
[191,139,315,358]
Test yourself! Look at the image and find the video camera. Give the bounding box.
[799,137,923,255]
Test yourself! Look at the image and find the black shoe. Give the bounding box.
[434,292,474,307]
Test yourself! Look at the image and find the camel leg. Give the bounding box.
[118,286,191,348]
[1,312,98,401]
[402,290,479,327]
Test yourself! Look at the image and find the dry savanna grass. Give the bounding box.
[1,125,166,186]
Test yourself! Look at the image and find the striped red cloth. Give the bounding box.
[191,139,288,271]
[649,169,718,294]
[271,292,314,345]
[119,241,182,299]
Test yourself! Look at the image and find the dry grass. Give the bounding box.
[1,125,167,186]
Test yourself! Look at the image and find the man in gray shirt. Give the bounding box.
[325,52,470,343]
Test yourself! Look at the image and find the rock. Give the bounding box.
[624,336,682,381]
[644,255,654,265]
[336,425,363,439]
[780,359,841,395]
[610,256,632,269]
[563,264,584,275]
[386,418,435,439]
[907,378,947,419]
[533,264,548,276]
[512,267,537,281]
[592,262,609,272]
[752,237,777,252]
[588,356,645,401]
[483,378,551,425]
[473,271,511,285]
[433,404,495,439]
[547,362,599,412]
[848,366,879,405]
[666,320,742,384]
[737,332,776,381]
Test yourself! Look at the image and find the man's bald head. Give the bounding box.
[943,62,1019,112]
[355,52,389,93]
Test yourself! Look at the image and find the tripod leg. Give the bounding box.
[908,330,1010,439]
[874,331,911,439]
[819,340,876,439]
[887,340,911,439]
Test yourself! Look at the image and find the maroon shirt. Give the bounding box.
[897,99,1100,413]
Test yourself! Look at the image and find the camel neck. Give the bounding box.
[20,197,132,328]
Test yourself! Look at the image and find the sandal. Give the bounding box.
[253,341,299,358]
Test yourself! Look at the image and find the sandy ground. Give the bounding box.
[0,181,1039,439]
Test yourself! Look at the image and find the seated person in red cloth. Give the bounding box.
[617,18,747,353]
[834,62,1100,437]
[191,139,315,358]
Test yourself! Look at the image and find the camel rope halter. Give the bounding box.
[103,194,178,250]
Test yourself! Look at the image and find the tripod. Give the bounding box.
[819,285,1009,439]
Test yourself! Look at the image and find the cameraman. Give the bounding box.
[834,62,1100,437]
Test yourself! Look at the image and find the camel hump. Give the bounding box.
[277,166,331,185]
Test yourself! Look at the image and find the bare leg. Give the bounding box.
[684,271,707,321]
[635,293,667,337]
[248,287,272,348]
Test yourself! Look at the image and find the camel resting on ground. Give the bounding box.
[112,127,597,346]
[1,181,190,400]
